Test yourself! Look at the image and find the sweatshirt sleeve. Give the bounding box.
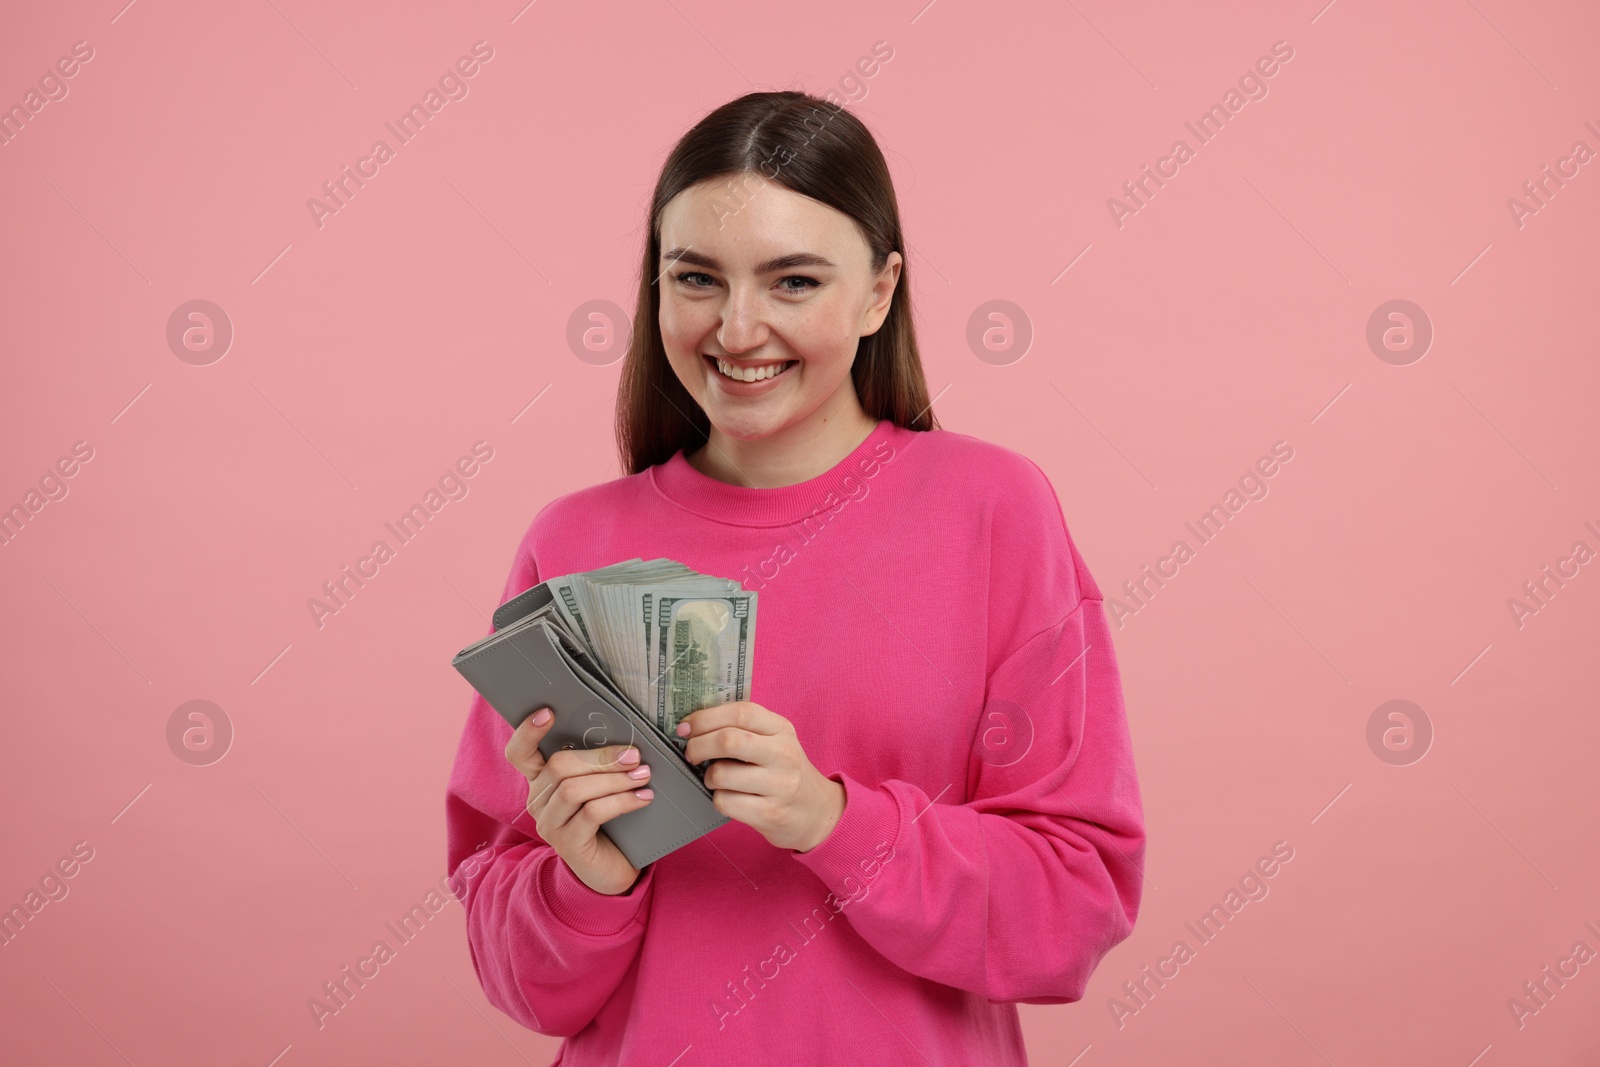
[444,517,657,1036]
[788,454,1146,1003]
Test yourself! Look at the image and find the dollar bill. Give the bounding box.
[649,591,757,747]
[521,559,755,751]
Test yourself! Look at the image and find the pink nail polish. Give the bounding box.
[627,765,651,779]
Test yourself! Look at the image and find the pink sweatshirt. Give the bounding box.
[445,419,1145,1065]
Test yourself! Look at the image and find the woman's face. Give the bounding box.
[657,172,902,444]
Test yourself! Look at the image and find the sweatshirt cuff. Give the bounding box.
[789,770,902,889]
[538,853,655,937]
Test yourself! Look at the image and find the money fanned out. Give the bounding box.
[469,558,757,753]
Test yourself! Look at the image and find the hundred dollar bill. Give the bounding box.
[544,558,645,658]
[581,560,702,711]
[649,591,757,748]
[632,575,737,710]
[492,558,755,751]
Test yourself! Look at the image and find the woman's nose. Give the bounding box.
[716,289,769,353]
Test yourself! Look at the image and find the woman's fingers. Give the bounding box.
[505,707,642,783]
[526,740,649,817]
[701,756,772,794]
[534,767,653,839]
[678,701,786,739]
[504,707,555,778]
[683,724,776,767]
[498,707,655,895]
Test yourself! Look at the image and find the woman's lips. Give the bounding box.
[703,354,797,395]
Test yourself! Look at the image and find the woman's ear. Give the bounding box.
[860,251,902,337]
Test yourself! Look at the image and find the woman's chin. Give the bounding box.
[705,408,788,443]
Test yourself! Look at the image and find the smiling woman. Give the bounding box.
[652,176,898,481]
[614,94,936,490]
[445,89,1145,1067]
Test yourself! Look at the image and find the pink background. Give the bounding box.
[2,0,1596,1063]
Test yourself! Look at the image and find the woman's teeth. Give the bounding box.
[716,358,794,382]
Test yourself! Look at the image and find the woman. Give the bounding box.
[445,90,1145,1065]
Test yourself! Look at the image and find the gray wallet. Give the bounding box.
[451,581,730,869]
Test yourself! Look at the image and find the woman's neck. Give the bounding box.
[687,403,879,489]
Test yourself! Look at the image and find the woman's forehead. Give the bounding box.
[659,184,864,267]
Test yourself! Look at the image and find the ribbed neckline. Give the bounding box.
[650,419,908,527]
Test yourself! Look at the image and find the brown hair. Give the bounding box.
[615,90,938,476]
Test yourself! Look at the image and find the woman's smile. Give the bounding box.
[702,353,799,394]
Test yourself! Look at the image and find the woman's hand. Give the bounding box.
[678,701,846,853]
[504,707,653,896]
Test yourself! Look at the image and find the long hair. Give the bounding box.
[615,90,938,476]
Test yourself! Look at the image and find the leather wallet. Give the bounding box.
[452,581,730,869]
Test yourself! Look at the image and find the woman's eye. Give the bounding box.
[671,272,818,293]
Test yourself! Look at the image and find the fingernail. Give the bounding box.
[618,747,640,765]
[531,708,551,725]
[627,765,651,779]
[634,788,653,800]
[675,721,690,737]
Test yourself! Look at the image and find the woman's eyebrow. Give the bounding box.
[661,247,837,274]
